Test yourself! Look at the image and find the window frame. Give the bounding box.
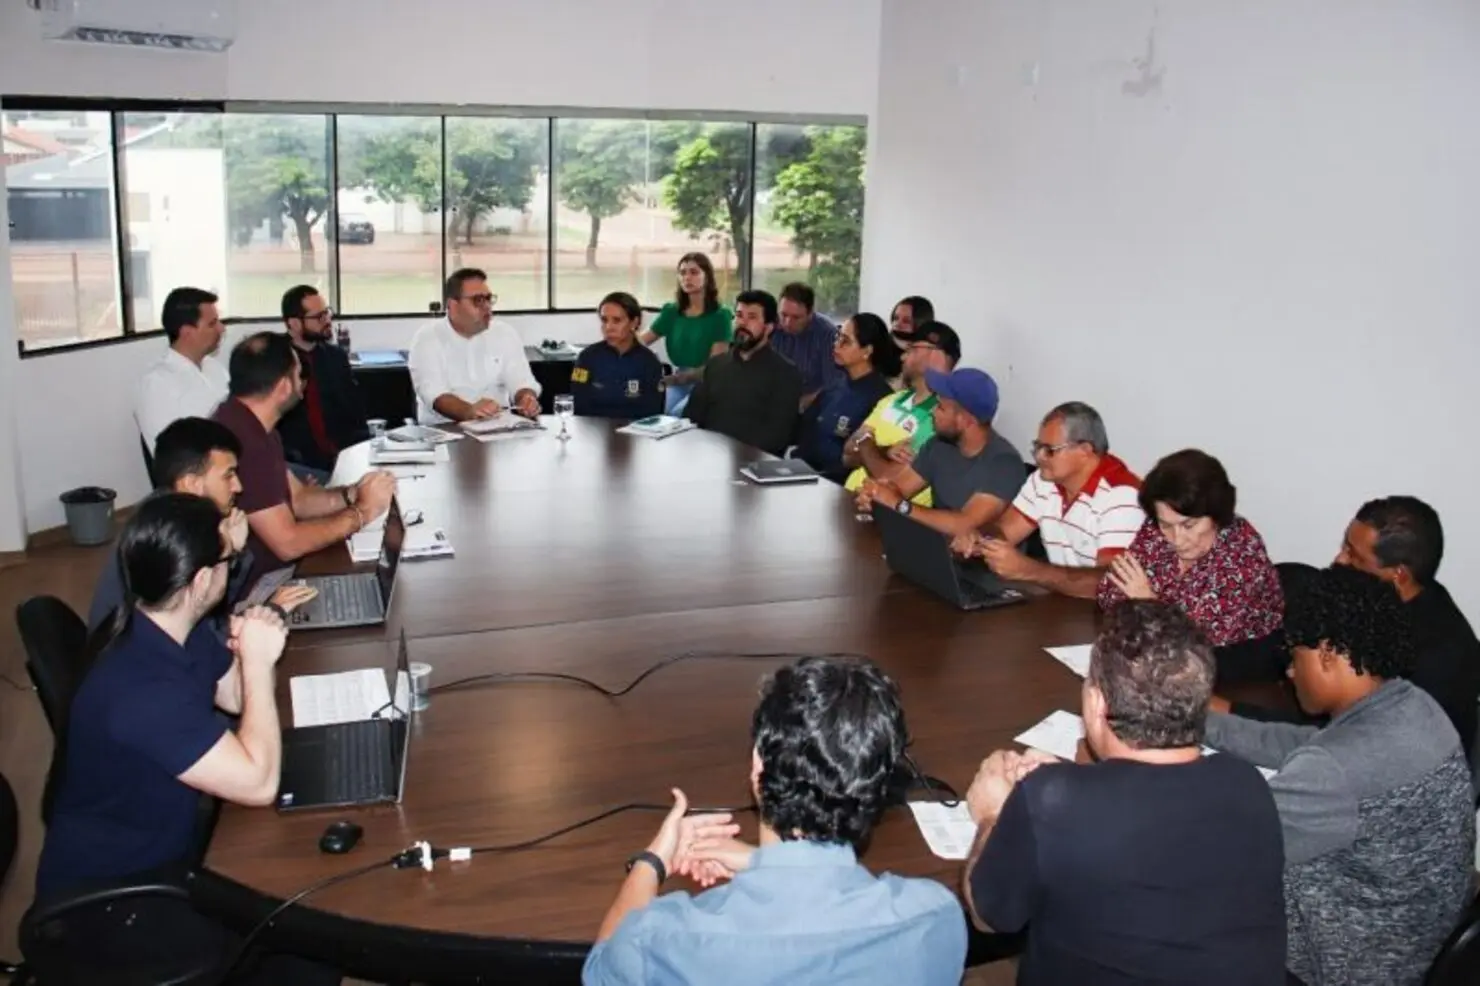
[2,96,865,359]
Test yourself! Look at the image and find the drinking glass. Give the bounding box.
[554,394,575,440]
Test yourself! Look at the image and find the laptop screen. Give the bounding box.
[376,498,405,607]
[389,630,413,800]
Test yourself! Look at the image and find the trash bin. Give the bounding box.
[59,486,117,546]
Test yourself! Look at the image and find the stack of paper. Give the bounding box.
[290,669,390,727]
[617,415,696,440]
[387,424,463,445]
[460,413,544,437]
[348,526,454,562]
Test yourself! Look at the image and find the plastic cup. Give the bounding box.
[409,661,433,711]
[368,418,387,438]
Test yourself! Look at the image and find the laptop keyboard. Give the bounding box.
[318,722,391,805]
[295,575,380,625]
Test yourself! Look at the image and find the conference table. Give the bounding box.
[194,417,1104,984]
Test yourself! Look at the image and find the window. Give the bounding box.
[120,111,332,325]
[335,115,443,315]
[4,108,123,350]
[443,116,549,311]
[3,101,864,353]
[551,119,754,310]
[753,123,866,320]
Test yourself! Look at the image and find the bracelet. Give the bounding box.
[625,850,666,884]
[264,602,289,622]
[349,504,366,531]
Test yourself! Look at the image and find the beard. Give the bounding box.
[734,328,764,352]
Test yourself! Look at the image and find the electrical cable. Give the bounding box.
[427,649,869,698]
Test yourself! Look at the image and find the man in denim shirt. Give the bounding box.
[583,657,967,986]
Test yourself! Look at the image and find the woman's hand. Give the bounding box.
[1107,553,1156,600]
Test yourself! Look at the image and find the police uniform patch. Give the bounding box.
[571,367,590,384]
[833,415,851,437]
[626,379,641,397]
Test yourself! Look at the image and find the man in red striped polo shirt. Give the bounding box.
[953,402,1143,597]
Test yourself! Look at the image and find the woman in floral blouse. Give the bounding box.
[1098,450,1284,668]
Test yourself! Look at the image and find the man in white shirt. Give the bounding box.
[407,268,541,424]
[135,287,230,451]
[952,401,1144,597]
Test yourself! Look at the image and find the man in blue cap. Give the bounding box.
[856,368,1025,537]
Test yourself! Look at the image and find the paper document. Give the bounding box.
[387,424,462,444]
[348,526,454,562]
[467,427,545,444]
[460,412,544,436]
[290,669,391,728]
[1045,644,1092,678]
[908,801,979,860]
[617,415,696,440]
[1015,710,1085,761]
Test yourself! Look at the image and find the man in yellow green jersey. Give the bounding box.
[841,322,960,507]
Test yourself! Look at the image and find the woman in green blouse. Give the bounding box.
[640,252,733,414]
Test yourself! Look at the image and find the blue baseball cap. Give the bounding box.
[924,368,1000,423]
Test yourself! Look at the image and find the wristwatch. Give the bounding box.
[625,850,667,884]
[896,499,913,517]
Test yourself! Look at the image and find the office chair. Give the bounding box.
[1425,891,1480,985]
[15,597,91,740]
[140,435,158,488]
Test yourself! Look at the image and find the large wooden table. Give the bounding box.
[196,418,1098,983]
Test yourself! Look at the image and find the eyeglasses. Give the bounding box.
[835,334,859,348]
[1031,441,1081,458]
[461,293,497,307]
[302,308,334,323]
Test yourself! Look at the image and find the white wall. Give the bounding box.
[864,0,1480,613]
[0,0,882,537]
[0,185,26,552]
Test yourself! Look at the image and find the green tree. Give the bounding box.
[220,117,331,273]
[662,125,754,270]
[557,121,646,269]
[357,120,543,258]
[769,127,866,312]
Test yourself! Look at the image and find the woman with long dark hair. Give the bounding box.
[795,313,901,482]
[34,493,335,983]
[640,252,734,414]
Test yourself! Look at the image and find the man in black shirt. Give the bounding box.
[1335,496,1480,761]
[1224,497,1480,766]
[276,285,370,475]
[965,601,1286,986]
[684,290,803,454]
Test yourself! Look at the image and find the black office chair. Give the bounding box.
[15,597,91,741]
[1019,460,1048,562]
[1426,891,1480,985]
[140,435,158,488]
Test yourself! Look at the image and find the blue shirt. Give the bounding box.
[797,371,894,480]
[769,314,841,396]
[36,614,231,899]
[572,341,666,419]
[583,840,967,986]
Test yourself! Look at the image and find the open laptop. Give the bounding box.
[873,504,1026,611]
[277,631,414,812]
[289,498,405,630]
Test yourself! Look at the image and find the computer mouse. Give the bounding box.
[318,820,363,855]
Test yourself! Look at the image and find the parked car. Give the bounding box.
[338,213,375,244]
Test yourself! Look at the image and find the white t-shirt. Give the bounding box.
[407,317,541,424]
[135,347,230,449]
[1011,454,1144,567]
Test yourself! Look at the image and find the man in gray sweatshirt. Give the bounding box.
[1206,565,1475,986]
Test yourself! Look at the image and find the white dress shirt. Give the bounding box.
[407,317,541,424]
[135,347,231,450]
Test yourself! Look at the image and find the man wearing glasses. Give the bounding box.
[277,285,370,477]
[409,268,541,424]
[840,321,961,505]
[953,402,1144,597]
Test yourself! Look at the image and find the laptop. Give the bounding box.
[740,459,819,485]
[276,631,415,812]
[289,498,405,630]
[872,504,1026,611]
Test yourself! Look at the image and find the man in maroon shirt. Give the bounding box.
[213,332,394,589]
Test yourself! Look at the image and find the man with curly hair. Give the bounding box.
[582,657,967,985]
[962,601,1286,985]
[1205,565,1475,986]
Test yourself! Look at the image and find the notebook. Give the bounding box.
[739,459,819,485]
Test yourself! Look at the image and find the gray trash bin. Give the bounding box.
[59,486,117,546]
